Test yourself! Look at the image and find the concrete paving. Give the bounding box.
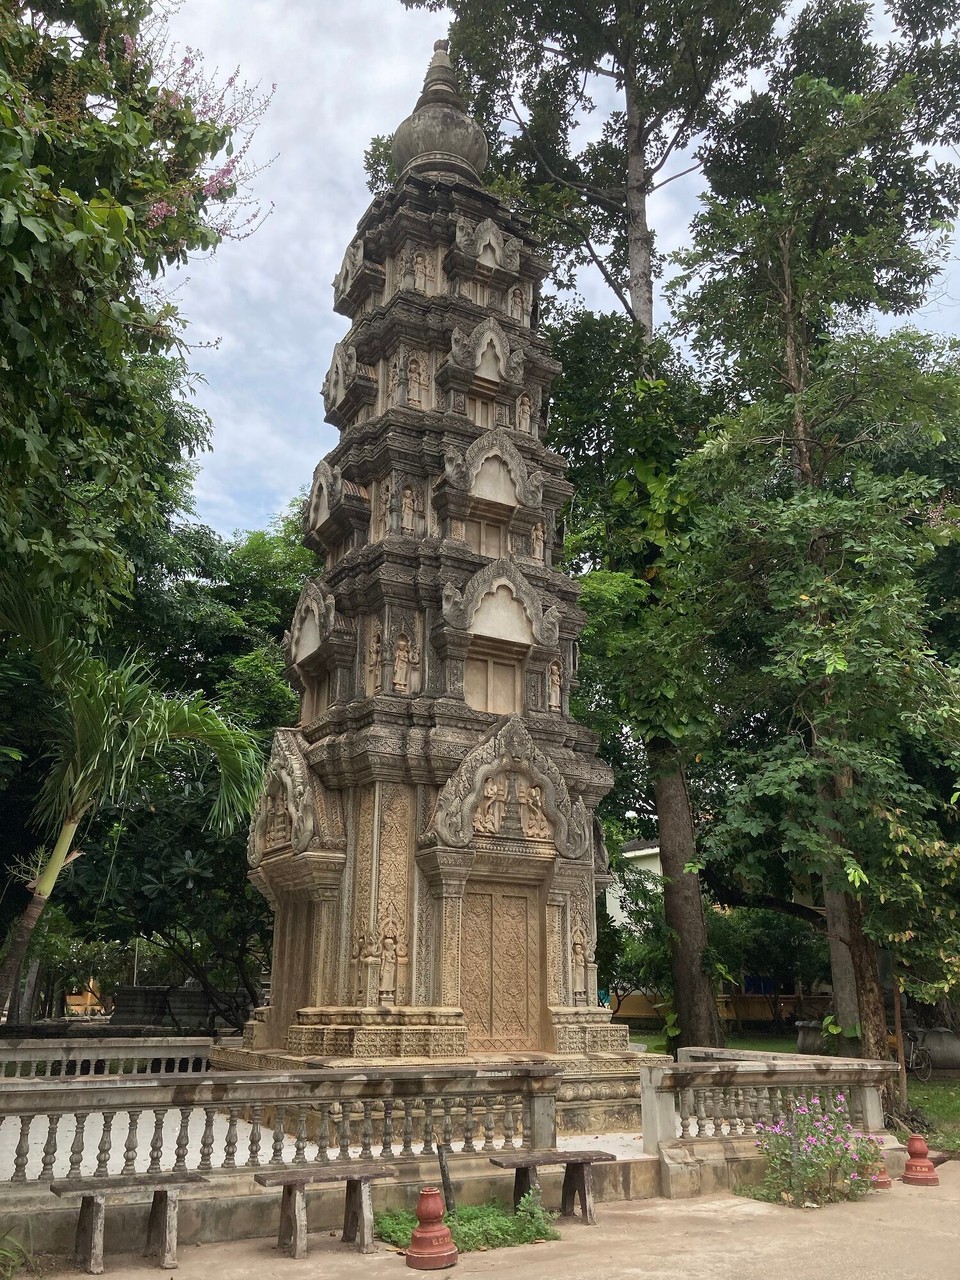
[40,1162,960,1279]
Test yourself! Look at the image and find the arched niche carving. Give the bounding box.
[425,717,586,859]
[285,578,337,668]
[322,341,357,414]
[442,560,561,647]
[302,460,342,541]
[449,318,525,384]
[455,217,521,274]
[248,730,319,866]
[444,429,544,510]
[333,239,364,303]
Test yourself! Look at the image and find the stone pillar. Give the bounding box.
[416,848,474,1008]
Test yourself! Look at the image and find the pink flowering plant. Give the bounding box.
[753,1093,884,1206]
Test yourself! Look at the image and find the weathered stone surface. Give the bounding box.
[242,44,628,1071]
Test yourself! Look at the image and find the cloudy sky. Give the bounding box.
[162,1,959,539]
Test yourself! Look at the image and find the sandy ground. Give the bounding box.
[39,1162,960,1280]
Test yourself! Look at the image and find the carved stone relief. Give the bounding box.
[443,560,561,647]
[548,658,563,711]
[455,216,521,273]
[531,522,545,561]
[444,429,544,509]
[448,318,525,384]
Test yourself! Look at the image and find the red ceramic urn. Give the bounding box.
[901,1134,939,1187]
[405,1187,458,1270]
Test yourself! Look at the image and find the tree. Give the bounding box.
[667,0,960,1056]
[0,589,264,1012]
[0,1,270,618]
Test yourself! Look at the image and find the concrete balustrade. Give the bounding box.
[0,1036,221,1080]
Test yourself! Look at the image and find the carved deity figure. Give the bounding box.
[388,351,408,407]
[401,485,417,534]
[510,286,525,321]
[368,625,383,693]
[377,920,407,1005]
[531,523,545,562]
[407,358,423,407]
[519,781,551,839]
[392,633,419,693]
[413,249,433,294]
[517,393,532,434]
[571,924,589,1005]
[548,660,563,711]
[474,774,508,834]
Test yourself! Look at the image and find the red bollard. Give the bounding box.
[405,1186,458,1270]
[873,1160,893,1190]
[901,1134,939,1187]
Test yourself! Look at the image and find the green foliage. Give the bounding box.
[909,1079,960,1153]
[375,1193,558,1251]
[0,1233,29,1280]
[748,1095,883,1205]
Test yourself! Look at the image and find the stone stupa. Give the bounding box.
[228,43,636,1078]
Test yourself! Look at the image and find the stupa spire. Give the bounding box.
[391,39,489,183]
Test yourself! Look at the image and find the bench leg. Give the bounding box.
[75,1193,105,1275]
[145,1188,180,1268]
[513,1165,540,1211]
[560,1162,596,1225]
[341,1178,375,1254]
[278,1183,307,1259]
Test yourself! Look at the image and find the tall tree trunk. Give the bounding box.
[844,894,888,1061]
[823,885,861,1044]
[0,818,79,1016]
[649,739,724,1048]
[624,86,654,337]
[0,893,48,1019]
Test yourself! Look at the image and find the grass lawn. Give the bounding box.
[908,1078,960,1153]
[630,1031,798,1056]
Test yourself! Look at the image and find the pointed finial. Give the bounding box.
[392,42,489,184]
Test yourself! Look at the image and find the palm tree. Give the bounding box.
[0,590,264,1016]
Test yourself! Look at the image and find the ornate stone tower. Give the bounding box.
[241,42,630,1063]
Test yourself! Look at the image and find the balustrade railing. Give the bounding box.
[0,1064,559,1187]
[0,1037,221,1080]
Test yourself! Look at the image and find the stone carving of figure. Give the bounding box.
[510,286,524,322]
[401,486,416,534]
[413,249,431,294]
[571,925,589,1005]
[517,393,532,434]
[392,633,419,693]
[389,350,408,407]
[519,781,551,839]
[531,523,545,562]
[377,920,407,1005]
[407,357,423,408]
[368,625,383,693]
[548,660,563,712]
[474,774,508,834]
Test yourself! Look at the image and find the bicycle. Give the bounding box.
[905,1028,934,1082]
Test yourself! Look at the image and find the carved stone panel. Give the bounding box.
[460,884,541,1053]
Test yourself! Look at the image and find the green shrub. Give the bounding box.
[0,1234,30,1279]
[745,1093,883,1206]
[374,1192,559,1251]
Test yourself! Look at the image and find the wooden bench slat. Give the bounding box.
[254,1163,398,1188]
[51,1173,208,1196]
[489,1150,616,1169]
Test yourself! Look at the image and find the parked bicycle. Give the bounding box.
[905,1028,933,1081]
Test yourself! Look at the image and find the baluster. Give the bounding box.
[757,1086,771,1127]
[247,1105,262,1167]
[173,1107,191,1174]
[695,1089,707,1138]
[400,1099,415,1157]
[293,1107,308,1166]
[360,1100,373,1159]
[223,1108,239,1171]
[315,1103,331,1163]
[148,1109,165,1173]
[271,1107,286,1166]
[422,1099,435,1155]
[502,1097,516,1149]
[40,1114,61,1181]
[771,1088,784,1125]
[679,1088,693,1139]
[95,1112,114,1177]
[743,1087,757,1136]
[68,1112,88,1180]
[121,1110,140,1176]
[462,1097,476,1154]
[380,1100,395,1160]
[441,1098,454,1151]
[12,1114,33,1183]
[337,1103,351,1161]
[198,1107,216,1173]
[714,1088,727,1137]
[521,1097,532,1150]
[482,1096,496,1152]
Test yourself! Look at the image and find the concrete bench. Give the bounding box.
[254,1161,398,1258]
[50,1172,208,1274]
[489,1149,617,1225]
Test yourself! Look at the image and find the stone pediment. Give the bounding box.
[448,318,525,384]
[444,429,544,509]
[442,560,561,647]
[425,717,589,860]
[455,216,521,274]
[303,460,342,538]
[248,729,345,867]
[322,341,376,419]
[285,578,337,668]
